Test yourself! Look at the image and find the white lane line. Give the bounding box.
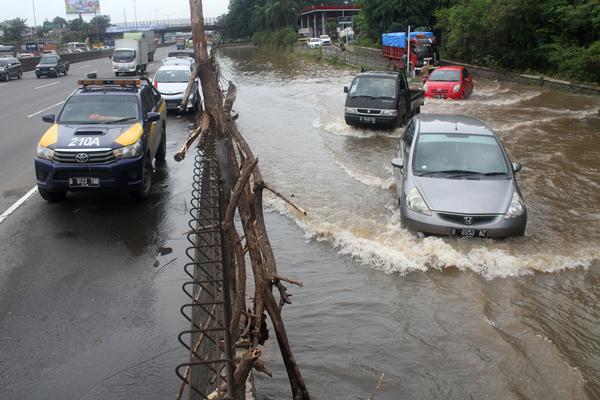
[27,100,65,118]
[34,81,60,90]
[87,70,98,74]
[0,83,7,87]
[0,186,37,225]
[78,64,92,69]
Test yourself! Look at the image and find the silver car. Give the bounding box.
[152,64,201,113]
[392,114,527,238]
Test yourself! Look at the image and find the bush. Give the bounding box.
[252,27,298,50]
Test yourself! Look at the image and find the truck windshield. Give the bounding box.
[154,69,190,83]
[428,69,460,82]
[113,50,135,62]
[59,95,139,124]
[349,77,397,99]
[413,133,508,176]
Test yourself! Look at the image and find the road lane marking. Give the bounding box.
[0,83,7,87]
[0,186,37,225]
[87,70,98,74]
[27,101,65,118]
[78,64,92,68]
[34,81,60,90]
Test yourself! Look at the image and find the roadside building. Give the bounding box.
[299,4,360,38]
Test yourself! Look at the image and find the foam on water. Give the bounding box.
[498,106,600,131]
[327,151,395,190]
[264,196,599,279]
[314,117,402,139]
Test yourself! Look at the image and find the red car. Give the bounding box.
[423,66,473,100]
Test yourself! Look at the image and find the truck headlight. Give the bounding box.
[49,67,55,70]
[504,192,525,219]
[37,145,54,160]
[381,109,397,116]
[407,187,431,216]
[452,84,461,93]
[345,107,358,114]
[113,140,142,159]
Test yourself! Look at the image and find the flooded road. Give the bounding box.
[218,47,600,399]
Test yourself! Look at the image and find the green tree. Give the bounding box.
[89,15,111,34]
[52,16,68,29]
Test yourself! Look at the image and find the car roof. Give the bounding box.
[156,64,191,71]
[415,114,495,136]
[356,71,402,79]
[433,66,464,71]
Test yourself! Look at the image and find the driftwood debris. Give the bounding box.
[176,1,311,399]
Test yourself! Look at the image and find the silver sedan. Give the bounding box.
[392,114,527,238]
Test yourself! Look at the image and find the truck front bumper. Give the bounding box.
[35,156,145,192]
[344,113,398,128]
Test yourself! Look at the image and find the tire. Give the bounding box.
[115,72,120,77]
[63,69,67,76]
[132,157,153,200]
[155,129,166,161]
[416,106,421,114]
[0,74,7,82]
[36,73,41,79]
[38,188,67,203]
[17,70,22,79]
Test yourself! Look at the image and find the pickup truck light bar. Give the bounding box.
[78,79,142,87]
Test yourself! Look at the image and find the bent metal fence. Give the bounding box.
[176,130,236,399]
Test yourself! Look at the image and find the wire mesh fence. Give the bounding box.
[176,130,235,400]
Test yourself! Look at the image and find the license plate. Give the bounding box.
[359,116,376,124]
[434,95,445,99]
[451,228,487,238]
[68,177,100,187]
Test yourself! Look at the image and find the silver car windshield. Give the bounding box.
[413,133,509,176]
[349,77,396,99]
[155,69,190,83]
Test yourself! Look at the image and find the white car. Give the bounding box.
[162,56,194,67]
[319,35,332,46]
[307,38,322,48]
[152,64,201,113]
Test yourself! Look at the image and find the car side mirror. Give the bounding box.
[511,162,522,173]
[146,112,161,123]
[42,113,55,123]
[391,157,404,169]
[344,86,348,93]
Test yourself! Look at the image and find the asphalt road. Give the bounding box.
[0,47,197,399]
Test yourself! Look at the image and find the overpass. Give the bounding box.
[106,17,224,39]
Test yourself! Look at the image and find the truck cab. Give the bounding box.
[344,71,424,128]
[34,77,167,202]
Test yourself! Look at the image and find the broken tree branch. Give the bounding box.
[179,62,200,111]
[263,183,307,216]
[174,112,210,162]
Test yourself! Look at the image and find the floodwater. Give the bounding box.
[218,47,600,399]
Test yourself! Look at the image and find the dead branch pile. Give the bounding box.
[175,1,311,399]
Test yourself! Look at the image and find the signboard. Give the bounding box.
[65,0,100,15]
[338,16,352,24]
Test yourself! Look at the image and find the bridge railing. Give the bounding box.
[107,17,221,33]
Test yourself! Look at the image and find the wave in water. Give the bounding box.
[425,90,542,108]
[314,117,402,139]
[326,150,395,190]
[264,197,599,279]
[498,106,600,131]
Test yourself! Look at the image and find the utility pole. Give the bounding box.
[133,0,138,28]
[31,0,37,37]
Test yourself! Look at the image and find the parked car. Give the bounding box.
[307,38,322,48]
[35,54,69,78]
[34,77,167,202]
[391,114,527,238]
[0,57,22,81]
[152,64,201,113]
[423,66,473,100]
[319,35,332,46]
[344,70,424,128]
[17,52,36,59]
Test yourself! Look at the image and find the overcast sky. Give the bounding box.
[0,0,229,26]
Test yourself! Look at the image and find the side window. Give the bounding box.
[403,120,415,147]
[140,90,152,116]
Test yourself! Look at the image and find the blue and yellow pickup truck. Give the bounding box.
[34,77,167,202]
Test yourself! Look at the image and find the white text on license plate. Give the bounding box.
[69,177,100,187]
[360,116,376,123]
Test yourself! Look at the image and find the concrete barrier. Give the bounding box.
[18,49,114,72]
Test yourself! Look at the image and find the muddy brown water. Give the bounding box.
[217,47,600,399]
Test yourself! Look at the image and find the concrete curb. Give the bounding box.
[19,49,115,72]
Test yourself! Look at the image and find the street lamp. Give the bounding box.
[133,0,138,28]
[31,0,38,35]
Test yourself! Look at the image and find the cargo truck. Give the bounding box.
[382,31,439,70]
[123,31,157,61]
[112,38,149,76]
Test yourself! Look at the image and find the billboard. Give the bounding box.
[65,0,100,15]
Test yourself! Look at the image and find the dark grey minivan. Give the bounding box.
[0,57,22,81]
[392,114,527,238]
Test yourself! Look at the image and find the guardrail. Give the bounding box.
[18,49,114,73]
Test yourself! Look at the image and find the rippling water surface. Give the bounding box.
[218,47,600,399]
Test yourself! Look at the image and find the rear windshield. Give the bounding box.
[428,69,460,82]
[59,95,139,124]
[413,133,509,176]
[154,69,190,83]
[349,76,397,99]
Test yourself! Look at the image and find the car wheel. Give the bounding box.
[36,73,41,79]
[132,157,153,200]
[416,106,421,114]
[0,74,7,82]
[63,69,67,76]
[115,72,120,77]
[38,188,67,203]
[155,129,166,161]
[17,70,22,79]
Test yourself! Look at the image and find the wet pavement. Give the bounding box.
[0,44,599,400]
[217,47,600,399]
